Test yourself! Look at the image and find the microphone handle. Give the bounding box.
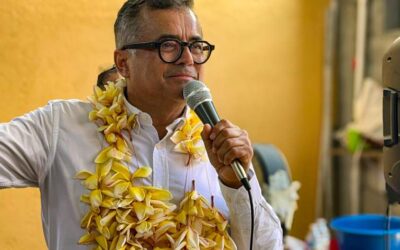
[194,101,220,126]
[194,101,251,191]
[231,160,251,190]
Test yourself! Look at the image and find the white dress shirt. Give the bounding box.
[0,98,283,250]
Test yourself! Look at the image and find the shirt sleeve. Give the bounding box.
[0,103,58,188]
[219,165,284,250]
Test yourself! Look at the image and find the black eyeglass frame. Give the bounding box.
[120,38,215,64]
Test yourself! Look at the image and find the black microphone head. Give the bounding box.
[183,80,212,110]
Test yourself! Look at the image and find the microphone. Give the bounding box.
[183,80,251,191]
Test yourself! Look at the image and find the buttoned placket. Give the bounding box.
[133,111,186,190]
[153,139,168,189]
[154,118,186,190]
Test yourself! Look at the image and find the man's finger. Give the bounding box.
[201,124,213,149]
[216,138,246,162]
[212,128,243,151]
[223,145,252,166]
[209,119,235,140]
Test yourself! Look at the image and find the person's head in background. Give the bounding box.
[96,65,121,89]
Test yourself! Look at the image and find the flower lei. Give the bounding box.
[75,79,236,250]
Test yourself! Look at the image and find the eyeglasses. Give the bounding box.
[121,38,215,64]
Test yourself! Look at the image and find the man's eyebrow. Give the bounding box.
[156,34,203,41]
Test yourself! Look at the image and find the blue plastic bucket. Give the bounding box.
[330,214,400,250]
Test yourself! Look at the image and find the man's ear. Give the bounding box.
[114,50,130,78]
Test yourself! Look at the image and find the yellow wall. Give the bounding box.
[0,0,327,248]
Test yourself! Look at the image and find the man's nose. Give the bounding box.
[176,46,194,65]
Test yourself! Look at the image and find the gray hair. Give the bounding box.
[114,0,195,49]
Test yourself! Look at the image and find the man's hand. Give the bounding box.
[201,119,253,188]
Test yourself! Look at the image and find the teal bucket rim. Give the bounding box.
[330,214,400,236]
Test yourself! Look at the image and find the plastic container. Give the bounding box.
[330,214,400,250]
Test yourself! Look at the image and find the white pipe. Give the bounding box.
[353,0,368,116]
[316,0,337,219]
[348,0,368,214]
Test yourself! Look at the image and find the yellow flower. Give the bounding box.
[171,111,205,165]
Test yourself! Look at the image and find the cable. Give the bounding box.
[246,188,255,250]
[385,203,391,250]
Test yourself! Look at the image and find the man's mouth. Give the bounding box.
[166,69,198,81]
[168,74,196,80]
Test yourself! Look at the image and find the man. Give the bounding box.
[0,0,282,249]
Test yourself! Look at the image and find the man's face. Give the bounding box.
[123,7,204,105]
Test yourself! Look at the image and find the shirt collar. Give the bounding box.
[123,95,153,126]
[166,106,190,133]
[123,92,191,132]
